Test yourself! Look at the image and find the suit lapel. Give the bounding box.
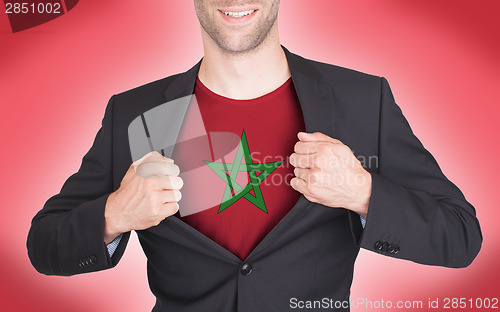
[162,61,201,102]
[154,47,337,262]
[284,46,336,136]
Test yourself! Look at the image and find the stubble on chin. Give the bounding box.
[195,1,280,55]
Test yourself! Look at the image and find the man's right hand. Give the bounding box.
[103,151,183,244]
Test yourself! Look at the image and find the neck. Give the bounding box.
[198,26,290,100]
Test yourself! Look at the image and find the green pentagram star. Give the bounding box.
[204,130,283,214]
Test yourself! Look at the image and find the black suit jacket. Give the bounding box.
[27,47,482,311]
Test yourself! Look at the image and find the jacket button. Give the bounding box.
[79,259,87,268]
[240,263,253,276]
[374,241,383,250]
[89,256,97,265]
[387,244,395,254]
[381,242,389,252]
[393,245,400,254]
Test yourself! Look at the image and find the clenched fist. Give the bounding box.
[104,151,183,244]
[289,132,371,218]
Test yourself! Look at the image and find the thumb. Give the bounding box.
[133,151,159,167]
[297,132,340,143]
[133,151,173,167]
[125,151,168,180]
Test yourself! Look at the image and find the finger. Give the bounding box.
[136,162,180,178]
[165,163,180,176]
[289,153,315,168]
[158,190,182,203]
[161,202,180,217]
[134,151,160,166]
[298,132,342,144]
[293,167,310,181]
[135,162,168,178]
[290,176,305,191]
[294,141,331,154]
[294,141,314,154]
[290,177,313,197]
[125,151,160,182]
[162,176,184,190]
[125,152,165,183]
[142,153,174,165]
[290,178,319,203]
[294,166,325,185]
[150,175,183,191]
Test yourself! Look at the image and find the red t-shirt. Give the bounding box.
[173,77,305,260]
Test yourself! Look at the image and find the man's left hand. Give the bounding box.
[289,132,372,219]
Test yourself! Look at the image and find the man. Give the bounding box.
[27,1,482,311]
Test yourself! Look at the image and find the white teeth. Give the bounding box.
[222,10,255,18]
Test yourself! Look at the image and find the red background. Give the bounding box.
[1,0,498,311]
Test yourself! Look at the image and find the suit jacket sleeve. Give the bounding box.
[27,96,130,276]
[355,77,482,268]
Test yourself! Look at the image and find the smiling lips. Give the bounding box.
[220,9,256,18]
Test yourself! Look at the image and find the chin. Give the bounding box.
[219,35,262,54]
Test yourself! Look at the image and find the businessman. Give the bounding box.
[27,1,482,311]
